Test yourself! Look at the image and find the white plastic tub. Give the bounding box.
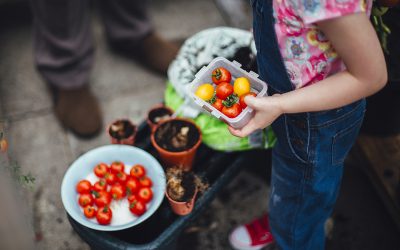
[188,57,268,129]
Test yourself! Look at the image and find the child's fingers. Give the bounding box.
[228,120,259,138]
[244,96,262,110]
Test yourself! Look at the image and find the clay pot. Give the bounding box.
[107,119,137,146]
[151,118,202,171]
[165,188,198,216]
[146,104,174,132]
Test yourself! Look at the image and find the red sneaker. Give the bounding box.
[229,214,274,250]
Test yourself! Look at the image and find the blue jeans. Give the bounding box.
[251,0,366,249]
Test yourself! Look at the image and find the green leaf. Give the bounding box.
[222,94,239,108]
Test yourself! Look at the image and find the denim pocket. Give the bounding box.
[285,114,310,164]
[331,116,364,166]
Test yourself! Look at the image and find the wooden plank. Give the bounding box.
[351,134,400,229]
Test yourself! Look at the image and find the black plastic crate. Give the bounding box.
[67,121,262,250]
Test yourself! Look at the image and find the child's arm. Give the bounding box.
[229,12,387,137]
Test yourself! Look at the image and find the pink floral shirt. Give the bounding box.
[273,0,372,89]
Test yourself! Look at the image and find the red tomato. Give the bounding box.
[129,200,146,216]
[93,179,108,192]
[78,193,94,207]
[76,180,92,194]
[116,171,128,184]
[110,183,126,200]
[110,161,125,174]
[222,103,242,118]
[83,205,97,219]
[96,206,112,225]
[139,176,153,188]
[137,187,153,203]
[0,139,8,153]
[216,82,233,100]
[130,164,146,178]
[239,92,257,109]
[93,190,111,207]
[94,163,109,178]
[105,172,117,185]
[212,67,231,85]
[212,98,223,111]
[126,178,140,194]
[127,194,138,203]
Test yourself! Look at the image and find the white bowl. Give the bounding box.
[61,145,166,231]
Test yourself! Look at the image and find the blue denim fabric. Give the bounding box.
[251,0,366,249]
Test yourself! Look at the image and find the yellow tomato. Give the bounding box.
[195,83,214,101]
[233,77,251,97]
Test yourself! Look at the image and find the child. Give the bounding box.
[228,0,387,249]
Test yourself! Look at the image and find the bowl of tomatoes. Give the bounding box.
[189,57,268,129]
[61,145,166,231]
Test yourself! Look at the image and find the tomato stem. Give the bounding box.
[222,94,239,108]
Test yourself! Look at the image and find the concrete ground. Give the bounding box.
[1,1,399,250]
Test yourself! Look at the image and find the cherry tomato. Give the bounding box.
[212,98,223,111]
[195,83,214,101]
[127,194,138,203]
[110,183,126,200]
[105,172,117,185]
[78,193,94,207]
[129,200,146,216]
[233,77,251,97]
[76,180,92,194]
[83,205,97,219]
[126,178,140,195]
[216,82,233,100]
[93,179,108,192]
[110,161,125,174]
[137,187,153,203]
[212,67,231,85]
[0,139,8,153]
[116,171,128,184]
[130,164,146,178]
[139,176,153,188]
[239,92,257,109]
[94,163,109,178]
[93,190,111,207]
[222,103,242,118]
[96,206,112,225]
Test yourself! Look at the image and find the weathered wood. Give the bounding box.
[353,134,400,229]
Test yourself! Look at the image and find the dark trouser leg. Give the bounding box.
[30,0,94,89]
[97,0,153,48]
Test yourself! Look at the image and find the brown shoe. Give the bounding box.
[110,33,180,75]
[136,33,179,74]
[53,85,102,138]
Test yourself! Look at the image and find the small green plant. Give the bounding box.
[1,125,35,189]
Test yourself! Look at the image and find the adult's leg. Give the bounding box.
[30,0,94,89]
[30,0,102,137]
[98,0,179,74]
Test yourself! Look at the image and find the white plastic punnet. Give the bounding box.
[188,57,268,129]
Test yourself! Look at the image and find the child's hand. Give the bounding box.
[228,95,283,138]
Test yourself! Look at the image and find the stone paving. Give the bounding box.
[1,1,400,250]
[0,1,271,249]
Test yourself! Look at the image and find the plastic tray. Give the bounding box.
[188,57,268,129]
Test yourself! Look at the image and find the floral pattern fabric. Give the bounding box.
[273,0,372,89]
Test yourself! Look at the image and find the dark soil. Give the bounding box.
[155,120,200,152]
[168,172,196,202]
[149,107,173,124]
[109,120,135,140]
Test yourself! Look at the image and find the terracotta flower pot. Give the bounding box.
[151,118,202,171]
[107,119,137,146]
[146,104,174,132]
[165,188,198,216]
